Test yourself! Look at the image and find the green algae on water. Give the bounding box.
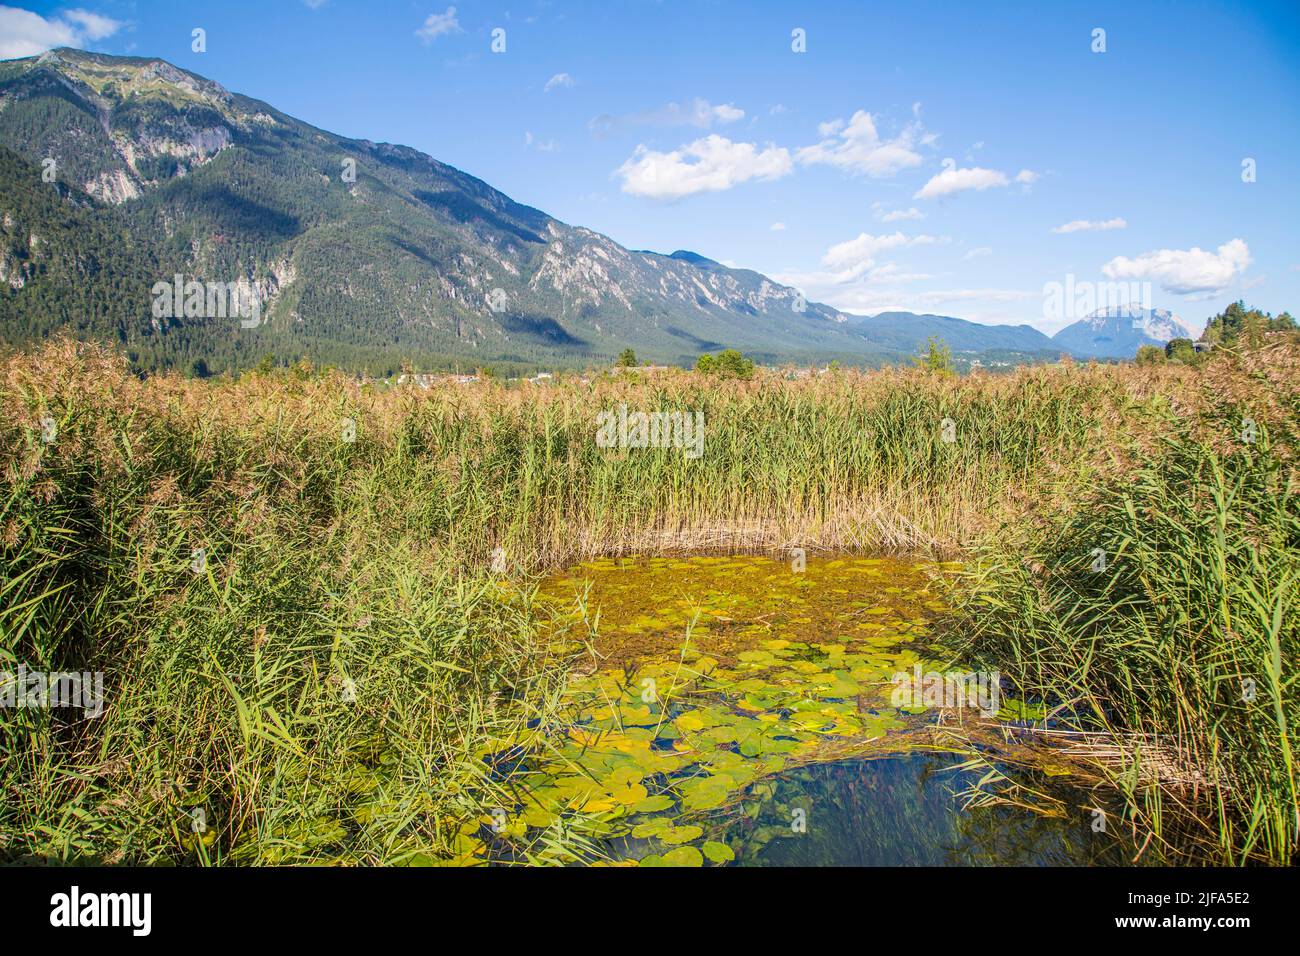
[461,555,964,866]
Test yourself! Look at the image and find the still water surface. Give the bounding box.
[481,555,1144,866]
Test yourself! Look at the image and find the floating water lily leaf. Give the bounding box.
[618,704,657,726]
[631,794,675,813]
[659,824,704,845]
[659,846,704,867]
[999,700,1048,722]
[500,554,964,863]
[674,710,707,732]
[631,817,673,838]
[692,657,720,676]
[612,782,649,806]
[678,775,735,811]
[791,711,832,730]
[702,841,735,863]
[521,805,557,828]
[607,765,646,787]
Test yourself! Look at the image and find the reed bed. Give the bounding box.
[951,343,1298,864]
[0,337,1293,863]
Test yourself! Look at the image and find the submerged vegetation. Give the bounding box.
[504,555,942,866]
[0,335,1295,864]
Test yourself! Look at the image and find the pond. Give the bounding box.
[680,751,1145,866]
[476,555,1147,866]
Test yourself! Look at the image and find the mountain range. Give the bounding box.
[0,49,1186,375]
[1052,307,1199,358]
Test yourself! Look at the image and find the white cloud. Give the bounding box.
[524,131,557,152]
[796,110,925,178]
[62,9,120,40]
[590,98,745,135]
[772,233,938,298]
[824,231,936,273]
[776,232,940,287]
[1103,239,1251,295]
[1052,217,1127,234]
[795,285,1033,319]
[914,165,1009,200]
[0,5,123,59]
[864,262,933,284]
[615,134,792,200]
[878,206,924,223]
[773,231,1043,319]
[415,7,461,44]
[964,246,993,260]
[770,222,786,231]
[543,72,574,93]
[712,103,745,123]
[913,288,1037,304]
[778,231,952,306]
[1014,169,1038,185]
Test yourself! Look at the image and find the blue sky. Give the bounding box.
[3,0,1298,333]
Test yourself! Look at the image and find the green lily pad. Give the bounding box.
[659,824,704,845]
[660,845,704,867]
[631,794,675,813]
[702,841,735,863]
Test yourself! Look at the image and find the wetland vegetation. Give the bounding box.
[0,335,1295,865]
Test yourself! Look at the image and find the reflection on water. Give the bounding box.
[710,751,1149,867]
